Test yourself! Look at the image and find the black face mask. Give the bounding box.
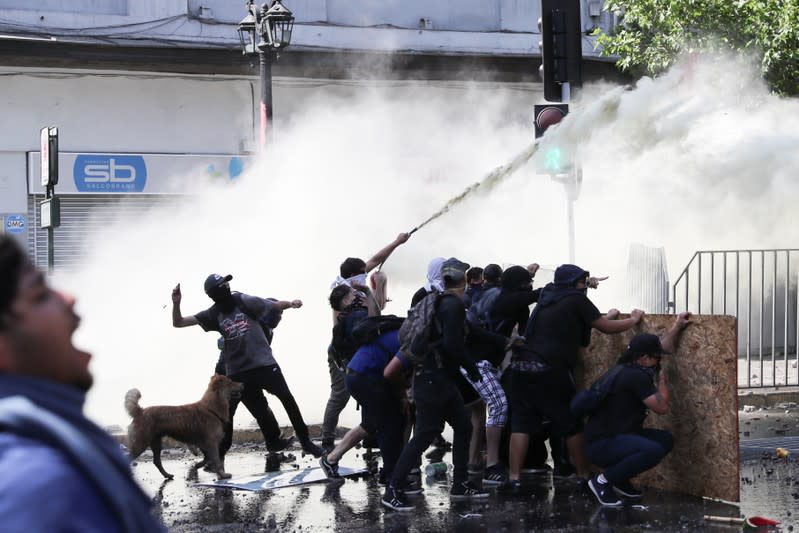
[209,285,235,312]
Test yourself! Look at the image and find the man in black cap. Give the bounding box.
[506,263,644,489]
[585,312,691,506]
[171,274,323,457]
[382,257,488,511]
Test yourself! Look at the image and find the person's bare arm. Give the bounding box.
[592,309,644,334]
[273,299,303,310]
[660,311,692,353]
[643,370,670,414]
[364,233,410,273]
[171,284,199,328]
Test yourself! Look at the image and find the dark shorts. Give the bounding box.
[454,371,481,406]
[509,367,582,437]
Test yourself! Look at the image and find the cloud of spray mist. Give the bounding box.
[58,54,798,430]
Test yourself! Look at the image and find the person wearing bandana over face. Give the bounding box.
[585,314,690,506]
[505,264,645,492]
[322,232,411,452]
[172,274,323,458]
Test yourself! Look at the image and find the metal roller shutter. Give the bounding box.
[27,194,179,272]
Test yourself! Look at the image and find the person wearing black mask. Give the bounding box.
[505,264,644,491]
[585,314,690,506]
[171,274,323,458]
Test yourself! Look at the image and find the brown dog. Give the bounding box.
[125,374,244,480]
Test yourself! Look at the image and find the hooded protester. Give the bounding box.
[504,264,645,491]
[171,274,323,458]
[410,257,446,307]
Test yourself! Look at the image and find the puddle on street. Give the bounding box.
[130,443,798,532]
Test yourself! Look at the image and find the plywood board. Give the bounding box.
[581,314,739,502]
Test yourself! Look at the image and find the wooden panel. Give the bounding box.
[581,314,739,502]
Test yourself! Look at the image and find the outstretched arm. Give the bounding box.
[273,299,303,311]
[592,309,644,334]
[171,284,199,328]
[364,232,410,273]
[660,311,692,353]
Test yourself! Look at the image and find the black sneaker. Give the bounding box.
[613,479,642,498]
[382,486,414,512]
[450,480,490,500]
[267,436,295,453]
[588,475,622,507]
[499,479,521,495]
[403,468,423,494]
[483,464,508,485]
[520,464,552,474]
[301,440,324,458]
[319,455,340,479]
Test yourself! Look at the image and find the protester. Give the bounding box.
[383,258,488,511]
[462,265,484,308]
[0,235,166,532]
[482,263,503,288]
[323,233,410,451]
[171,274,323,457]
[585,313,691,506]
[506,264,644,491]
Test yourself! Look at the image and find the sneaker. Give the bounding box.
[521,464,552,474]
[319,455,340,479]
[301,440,324,458]
[450,480,490,500]
[499,479,521,495]
[613,479,642,498]
[404,469,423,494]
[483,464,508,485]
[382,487,414,512]
[267,436,295,453]
[588,475,622,507]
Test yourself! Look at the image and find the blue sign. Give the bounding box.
[73,155,147,192]
[5,215,26,234]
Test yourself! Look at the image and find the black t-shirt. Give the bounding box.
[492,287,541,338]
[523,293,601,371]
[423,293,479,380]
[584,364,658,443]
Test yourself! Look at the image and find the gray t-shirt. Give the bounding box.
[195,293,278,377]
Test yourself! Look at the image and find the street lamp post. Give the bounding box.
[238,0,294,149]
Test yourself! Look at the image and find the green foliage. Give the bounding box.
[594,0,799,95]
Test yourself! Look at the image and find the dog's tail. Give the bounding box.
[124,388,143,419]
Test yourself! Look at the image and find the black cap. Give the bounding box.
[204,273,232,295]
[440,257,470,282]
[625,333,666,357]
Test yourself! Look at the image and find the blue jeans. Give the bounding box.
[586,428,673,485]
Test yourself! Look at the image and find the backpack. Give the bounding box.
[570,364,626,418]
[350,315,405,345]
[329,310,366,367]
[466,286,502,332]
[398,292,444,368]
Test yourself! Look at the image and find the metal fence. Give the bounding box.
[671,249,799,388]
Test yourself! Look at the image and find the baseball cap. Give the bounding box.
[625,333,666,357]
[554,264,589,286]
[440,257,470,282]
[204,273,232,295]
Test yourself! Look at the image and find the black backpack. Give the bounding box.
[350,315,405,345]
[398,292,445,368]
[570,364,626,418]
[466,286,502,332]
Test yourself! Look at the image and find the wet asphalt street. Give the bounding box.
[131,406,799,532]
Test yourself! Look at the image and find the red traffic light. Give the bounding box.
[534,104,568,138]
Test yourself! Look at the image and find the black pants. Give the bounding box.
[227,365,312,447]
[346,372,404,481]
[220,380,283,458]
[390,369,471,489]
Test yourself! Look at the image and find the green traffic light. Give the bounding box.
[543,146,562,172]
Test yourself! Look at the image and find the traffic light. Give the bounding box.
[539,0,583,102]
[534,103,569,174]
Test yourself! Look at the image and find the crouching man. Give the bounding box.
[585,311,691,506]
